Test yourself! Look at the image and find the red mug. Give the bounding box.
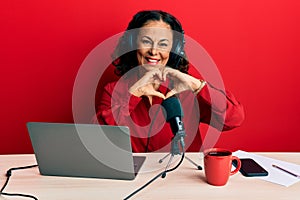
[204,148,241,186]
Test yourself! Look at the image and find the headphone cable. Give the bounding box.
[124,145,185,200]
[0,164,39,200]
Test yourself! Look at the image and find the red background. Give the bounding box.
[1,0,299,154]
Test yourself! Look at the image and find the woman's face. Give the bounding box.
[136,20,173,69]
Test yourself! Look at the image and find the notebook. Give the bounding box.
[27,122,146,180]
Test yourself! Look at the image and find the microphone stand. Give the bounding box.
[158,130,202,171]
[159,130,186,175]
[159,130,185,161]
[123,132,186,200]
[160,130,186,179]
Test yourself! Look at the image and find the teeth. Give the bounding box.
[148,59,158,63]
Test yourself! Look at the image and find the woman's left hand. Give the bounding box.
[162,67,205,98]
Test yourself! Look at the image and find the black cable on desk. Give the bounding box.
[0,164,39,200]
[123,151,185,200]
[124,152,185,200]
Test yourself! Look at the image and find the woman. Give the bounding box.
[95,10,244,152]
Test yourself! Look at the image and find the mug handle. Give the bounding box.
[230,156,241,175]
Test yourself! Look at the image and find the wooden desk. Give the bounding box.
[0,153,299,200]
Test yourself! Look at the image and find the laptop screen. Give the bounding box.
[27,122,145,180]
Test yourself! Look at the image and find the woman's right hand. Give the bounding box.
[129,67,166,99]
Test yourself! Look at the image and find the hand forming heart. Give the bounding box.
[129,66,205,100]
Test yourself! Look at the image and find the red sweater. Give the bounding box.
[95,68,244,152]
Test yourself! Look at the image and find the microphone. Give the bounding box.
[161,96,185,155]
[161,96,203,170]
[161,96,184,135]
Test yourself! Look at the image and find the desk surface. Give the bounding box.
[0,153,299,200]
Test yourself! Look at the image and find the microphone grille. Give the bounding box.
[161,96,183,122]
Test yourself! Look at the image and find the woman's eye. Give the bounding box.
[159,43,168,47]
[142,40,151,45]
[158,43,169,49]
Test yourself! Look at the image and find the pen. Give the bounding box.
[272,164,300,178]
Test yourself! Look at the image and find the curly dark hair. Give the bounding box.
[112,10,189,76]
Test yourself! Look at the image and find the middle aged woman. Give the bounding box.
[95,10,245,152]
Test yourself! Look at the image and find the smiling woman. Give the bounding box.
[136,20,173,66]
[94,10,245,153]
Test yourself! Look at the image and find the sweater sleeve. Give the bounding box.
[94,82,143,126]
[197,82,245,131]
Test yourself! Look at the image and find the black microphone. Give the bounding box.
[161,96,203,170]
[161,96,184,135]
[161,96,186,155]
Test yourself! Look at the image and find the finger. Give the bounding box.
[164,68,180,81]
[162,68,167,81]
[150,91,166,99]
[153,79,161,86]
[145,68,161,80]
[153,69,163,81]
[165,89,177,99]
[141,71,161,85]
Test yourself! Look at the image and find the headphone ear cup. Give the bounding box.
[173,30,185,57]
[174,40,184,56]
[172,37,185,68]
[128,34,133,50]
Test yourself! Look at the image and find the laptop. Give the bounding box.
[27,122,146,180]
